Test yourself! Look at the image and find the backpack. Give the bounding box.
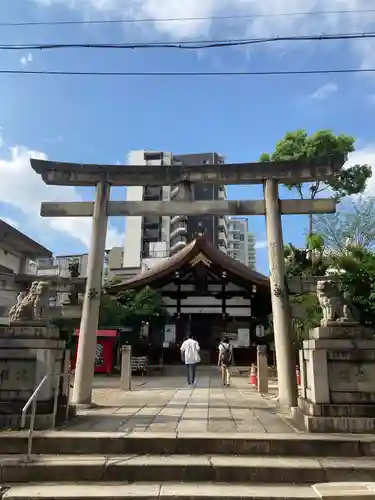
[221,344,231,365]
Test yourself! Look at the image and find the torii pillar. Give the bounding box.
[72,181,110,406]
[264,180,297,409]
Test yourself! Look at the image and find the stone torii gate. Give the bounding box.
[30,155,344,409]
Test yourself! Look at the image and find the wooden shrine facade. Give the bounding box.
[108,236,271,364]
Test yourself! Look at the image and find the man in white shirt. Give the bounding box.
[180,334,201,387]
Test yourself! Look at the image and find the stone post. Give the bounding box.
[257,345,268,394]
[263,179,297,409]
[71,181,110,406]
[121,345,132,391]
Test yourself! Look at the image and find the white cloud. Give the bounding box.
[255,240,268,249]
[34,0,375,68]
[20,52,33,66]
[346,145,375,196]
[311,82,338,100]
[0,142,123,250]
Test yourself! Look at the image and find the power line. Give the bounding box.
[0,68,372,76]
[1,31,375,51]
[1,8,375,27]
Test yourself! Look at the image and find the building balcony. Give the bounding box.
[170,214,187,225]
[147,249,171,259]
[144,186,162,199]
[35,258,71,278]
[218,216,228,234]
[218,186,227,200]
[170,240,187,254]
[36,257,56,269]
[171,186,180,199]
[143,228,161,240]
[170,223,187,240]
[218,233,228,245]
[143,216,160,227]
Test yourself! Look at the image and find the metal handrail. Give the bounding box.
[21,371,71,460]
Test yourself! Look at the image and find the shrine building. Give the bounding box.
[108,235,271,365]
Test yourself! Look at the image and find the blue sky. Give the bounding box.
[0,0,375,275]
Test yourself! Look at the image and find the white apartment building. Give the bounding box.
[227,217,256,269]
[122,150,228,272]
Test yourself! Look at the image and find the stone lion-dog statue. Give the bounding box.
[8,281,51,324]
[316,280,356,326]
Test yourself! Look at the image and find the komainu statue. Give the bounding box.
[316,280,357,326]
[8,281,51,324]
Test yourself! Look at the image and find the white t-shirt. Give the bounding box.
[218,342,232,360]
[219,342,232,353]
[180,338,201,365]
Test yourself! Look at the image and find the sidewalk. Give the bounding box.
[65,369,299,434]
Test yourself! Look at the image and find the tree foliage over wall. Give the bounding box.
[99,286,166,329]
[283,197,375,334]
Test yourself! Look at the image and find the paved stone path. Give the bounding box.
[65,369,299,434]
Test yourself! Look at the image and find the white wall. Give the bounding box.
[108,247,123,270]
[166,306,251,316]
[0,273,23,324]
[163,295,251,316]
[163,296,251,307]
[123,185,144,268]
[0,246,22,273]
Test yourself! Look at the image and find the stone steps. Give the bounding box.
[3,483,375,500]
[0,483,319,500]
[2,454,375,484]
[1,432,375,457]
[1,433,375,498]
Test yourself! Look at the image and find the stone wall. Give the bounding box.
[0,272,24,325]
[0,325,69,429]
[297,324,375,433]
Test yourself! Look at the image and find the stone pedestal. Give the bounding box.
[297,323,375,433]
[257,345,268,394]
[0,325,70,430]
[120,345,132,392]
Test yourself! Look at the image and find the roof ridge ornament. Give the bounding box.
[190,253,212,268]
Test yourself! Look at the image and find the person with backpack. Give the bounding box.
[218,336,232,387]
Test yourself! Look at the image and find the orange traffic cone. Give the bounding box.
[249,364,257,386]
[296,365,301,386]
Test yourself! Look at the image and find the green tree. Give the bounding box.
[283,238,327,347]
[51,317,80,351]
[330,246,375,326]
[314,197,375,254]
[99,286,165,329]
[99,294,130,328]
[284,240,328,278]
[260,129,372,235]
[291,293,322,346]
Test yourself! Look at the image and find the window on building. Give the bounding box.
[144,152,162,161]
[240,234,244,241]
